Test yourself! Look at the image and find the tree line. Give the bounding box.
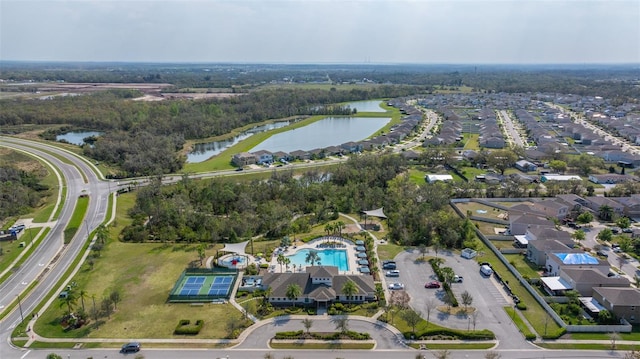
[0,165,50,222]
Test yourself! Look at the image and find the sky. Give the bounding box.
[1,0,639,64]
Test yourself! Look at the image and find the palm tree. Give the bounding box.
[78,289,89,312]
[95,224,109,245]
[59,292,77,315]
[277,254,286,272]
[331,315,349,334]
[599,205,614,222]
[305,250,320,266]
[302,318,313,334]
[336,221,345,236]
[324,223,334,236]
[283,257,291,271]
[341,280,358,303]
[285,283,302,308]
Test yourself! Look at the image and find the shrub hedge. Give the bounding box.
[274,330,371,340]
[410,328,495,340]
[174,319,204,335]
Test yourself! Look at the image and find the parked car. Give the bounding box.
[452,275,463,283]
[385,270,400,277]
[235,167,244,171]
[121,342,141,353]
[596,250,608,258]
[425,281,441,288]
[382,262,397,270]
[622,228,633,233]
[388,282,405,290]
[480,264,493,276]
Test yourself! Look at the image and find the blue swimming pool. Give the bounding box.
[286,249,349,271]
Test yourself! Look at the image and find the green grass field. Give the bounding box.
[35,192,247,339]
[504,306,536,339]
[63,196,89,243]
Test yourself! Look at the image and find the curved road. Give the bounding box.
[0,137,111,359]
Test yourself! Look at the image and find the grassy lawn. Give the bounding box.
[407,168,428,185]
[0,227,48,282]
[473,221,503,236]
[536,343,638,350]
[474,242,563,338]
[376,243,408,262]
[504,307,536,339]
[463,134,480,150]
[456,202,508,221]
[457,166,485,180]
[34,192,247,339]
[63,196,89,243]
[503,254,541,279]
[569,326,640,341]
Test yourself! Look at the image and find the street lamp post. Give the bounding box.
[16,294,24,323]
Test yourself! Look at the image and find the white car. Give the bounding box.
[385,270,400,277]
[388,282,405,290]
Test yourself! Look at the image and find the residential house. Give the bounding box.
[583,196,625,217]
[530,200,569,220]
[527,239,577,266]
[592,287,640,324]
[588,174,633,184]
[232,152,257,167]
[260,266,376,309]
[611,195,640,219]
[515,160,538,172]
[253,150,273,165]
[545,252,609,276]
[289,150,310,160]
[560,268,629,296]
[508,212,555,236]
[340,142,363,153]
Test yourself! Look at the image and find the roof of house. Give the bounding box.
[562,268,630,286]
[593,287,640,306]
[553,252,600,265]
[528,239,575,252]
[261,266,375,299]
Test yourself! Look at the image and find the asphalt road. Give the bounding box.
[0,137,111,359]
[499,110,526,148]
[391,248,536,350]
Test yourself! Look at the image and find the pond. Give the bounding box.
[56,131,102,146]
[345,100,387,113]
[250,116,391,153]
[187,121,292,163]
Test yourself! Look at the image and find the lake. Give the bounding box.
[345,100,387,113]
[56,131,102,146]
[187,121,292,163]
[250,116,391,153]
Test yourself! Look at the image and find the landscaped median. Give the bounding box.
[270,329,375,350]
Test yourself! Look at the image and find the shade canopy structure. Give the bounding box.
[358,267,371,273]
[221,240,249,256]
[356,252,367,258]
[356,246,366,252]
[362,207,387,219]
[355,240,364,245]
[358,259,369,265]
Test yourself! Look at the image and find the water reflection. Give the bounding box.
[250,117,391,153]
[345,100,386,113]
[56,131,102,146]
[187,121,291,163]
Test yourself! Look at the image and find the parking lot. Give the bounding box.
[389,248,532,349]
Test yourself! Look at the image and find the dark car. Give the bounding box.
[235,167,244,171]
[382,262,396,270]
[596,250,608,258]
[425,281,441,288]
[121,342,141,353]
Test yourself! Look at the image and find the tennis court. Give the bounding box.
[208,276,233,296]
[169,270,237,302]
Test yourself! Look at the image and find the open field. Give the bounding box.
[455,202,508,221]
[34,192,247,339]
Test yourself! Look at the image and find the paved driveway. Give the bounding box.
[393,249,535,350]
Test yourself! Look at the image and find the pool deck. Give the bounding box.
[266,236,363,275]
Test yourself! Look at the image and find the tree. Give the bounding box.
[461,290,473,312]
[597,228,613,242]
[549,160,567,174]
[78,289,89,312]
[402,309,422,334]
[389,290,410,310]
[95,224,109,245]
[598,309,612,324]
[302,318,313,334]
[277,254,286,272]
[440,267,455,285]
[418,244,428,260]
[609,331,620,350]
[599,205,614,222]
[285,283,302,307]
[486,149,517,175]
[101,297,114,318]
[576,212,593,225]
[304,249,320,266]
[443,291,455,310]
[425,298,436,328]
[572,230,586,243]
[197,244,206,266]
[109,290,121,309]
[59,292,77,315]
[331,315,349,334]
[569,153,604,176]
[617,216,631,229]
[341,280,358,303]
[46,354,63,359]
[471,311,479,331]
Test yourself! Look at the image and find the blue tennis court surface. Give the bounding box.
[208,276,233,296]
